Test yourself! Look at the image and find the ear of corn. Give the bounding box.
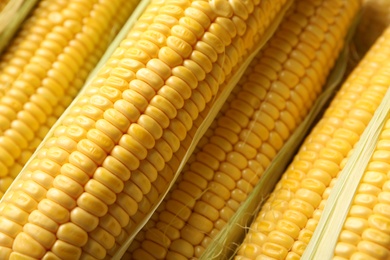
[235,17,390,260]
[3,1,388,260]
[302,86,390,259]
[202,8,363,260]
[330,116,390,260]
[0,0,39,54]
[125,0,360,259]
[0,0,141,198]
[107,0,297,257]
[0,0,295,259]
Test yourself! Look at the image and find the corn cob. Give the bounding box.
[0,0,293,259]
[119,118,202,259]
[299,89,390,260]
[331,117,390,260]
[0,0,39,54]
[235,20,390,260]
[0,0,141,198]
[126,0,360,259]
[112,0,297,256]
[97,0,295,257]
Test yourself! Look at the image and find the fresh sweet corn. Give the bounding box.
[0,0,293,259]
[235,18,390,260]
[0,0,140,198]
[103,0,294,257]
[332,118,390,260]
[125,0,360,259]
[0,0,40,54]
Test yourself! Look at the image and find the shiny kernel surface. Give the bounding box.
[125,0,359,259]
[0,0,362,259]
[0,0,142,205]
[235,0,365,259]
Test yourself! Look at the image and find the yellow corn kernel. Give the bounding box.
[126,0,359,259]
[0,0,141,198]
[332,118,390,259]
[238,11,390,260]
[0,0,297,259]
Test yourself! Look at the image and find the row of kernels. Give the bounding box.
[225,0,338,236]
[1,29,82,124]
[238,1,362,257]
[1,0,142,258]
[64,0,296,258]
[125,132,198,259]
[127,2,286,253]
[158,1,308,256]
[290,36,386,260]
[116,113,200,256]
[0,0,136,184]
[1,40,109,193]
[0,1,69,87]
[334,120,390,259]
[287,149,352,256]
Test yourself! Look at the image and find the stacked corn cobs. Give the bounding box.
[0,0,389,260]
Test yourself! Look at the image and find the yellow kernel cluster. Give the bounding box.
[0,0,296,259]
[235,10,390,260]
[0,0,140,198]
[118,0,294,257]
[125,0,359,259]
[2,0,389,259]
[333,121,390,259]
